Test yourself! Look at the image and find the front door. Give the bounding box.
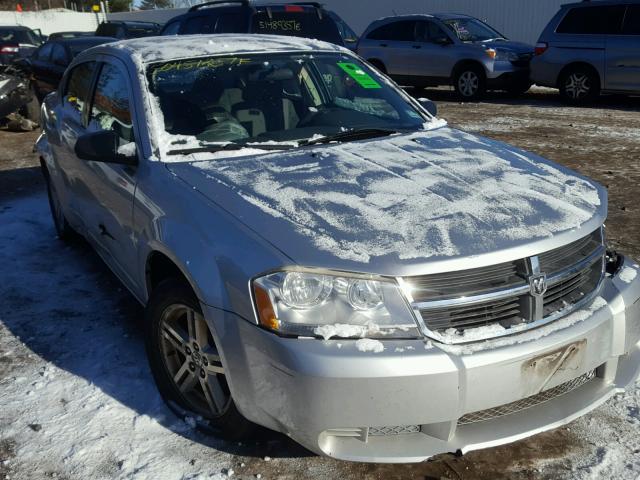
[411,20,456,80]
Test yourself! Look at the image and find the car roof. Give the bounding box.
[103,20,160,26]
[561,0,640,7]
[87,33,347,65]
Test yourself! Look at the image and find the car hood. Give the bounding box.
[478,39,533,54]
[166,127,606,276]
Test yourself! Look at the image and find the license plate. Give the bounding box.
[522,339,587,395]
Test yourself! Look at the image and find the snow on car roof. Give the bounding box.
[109,34,346,64]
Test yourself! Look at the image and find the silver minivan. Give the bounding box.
[357,14,534,100]
[531,1,640,103]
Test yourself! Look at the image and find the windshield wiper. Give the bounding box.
[298,128,398,147]
[167,142,296,156]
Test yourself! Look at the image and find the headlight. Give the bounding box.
[252,270,420,339]
[486,48,518,62]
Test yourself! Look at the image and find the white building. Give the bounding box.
[108,0,570,45]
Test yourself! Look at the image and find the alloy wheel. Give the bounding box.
[458,71,479,97]
[159,304,231,418]
[564,73,591,100]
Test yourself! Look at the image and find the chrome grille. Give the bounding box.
[457,369,597,425]
[406,228,605,343]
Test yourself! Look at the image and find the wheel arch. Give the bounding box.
[451,59,486,80]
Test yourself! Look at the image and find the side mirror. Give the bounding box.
[75,130,137,165]
[418,97,437,117]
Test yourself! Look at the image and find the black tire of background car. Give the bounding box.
[453,64,487,101]
[43,167,80,242]
[145,278,255,440]
[559,66,600,105]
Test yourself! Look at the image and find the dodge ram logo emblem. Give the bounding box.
[529,274,547,297]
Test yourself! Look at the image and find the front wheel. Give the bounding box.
[145,279,254,440]
[453,66,486,101]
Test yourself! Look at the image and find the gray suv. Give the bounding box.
[531,1,640,103]
[357,14,534,100]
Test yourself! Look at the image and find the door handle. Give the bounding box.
[412,45,421,49]
[379,43,387,47]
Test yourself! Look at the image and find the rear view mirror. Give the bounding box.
[75,130,137,165]
[418,97,438,117]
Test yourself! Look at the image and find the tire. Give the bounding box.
[43,167,78,243]
[559,66,600,104]
[453,65,486,101]
[145,278,254,440]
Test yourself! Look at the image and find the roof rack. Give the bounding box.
[188,0,249,12]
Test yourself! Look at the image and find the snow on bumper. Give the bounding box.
[206,258,640,463]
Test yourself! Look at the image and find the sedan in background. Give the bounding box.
[0,25,43,66]
[27,36,114,101]
[358,14,534,100]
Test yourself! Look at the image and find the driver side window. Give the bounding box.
[89,62,134,145]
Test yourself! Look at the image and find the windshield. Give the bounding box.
[0,28,40,45]
[147,52,428,152]
[443,18,504,42]
[251,9,343,45]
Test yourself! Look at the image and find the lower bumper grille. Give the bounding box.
[457,369,597,425]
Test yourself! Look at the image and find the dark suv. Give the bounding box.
[531,1,640,103]
[160,0,356,49]
[95,21,161,40]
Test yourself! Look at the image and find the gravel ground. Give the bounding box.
[0,88,639,480]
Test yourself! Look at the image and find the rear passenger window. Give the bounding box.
[367,21,416,41]
[215,13,247,33]
[89,63,134,143]
[623,5,640,35]
[556,6,625,34]
[63,62,96,116]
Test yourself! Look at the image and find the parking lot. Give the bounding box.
[1,87,639,480]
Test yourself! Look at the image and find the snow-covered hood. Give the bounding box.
[167,127,606,276]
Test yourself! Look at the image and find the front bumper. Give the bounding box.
[205,257,640,463]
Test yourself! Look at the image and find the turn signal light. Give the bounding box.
[253,284,280,331]
[485,48,497,59]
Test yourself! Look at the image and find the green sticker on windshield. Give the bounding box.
[337,62,381,89]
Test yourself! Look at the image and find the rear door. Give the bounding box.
[605,5,640,91]
[360,20,417,76]
[51,60,98,230]
[78,57,140,290]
